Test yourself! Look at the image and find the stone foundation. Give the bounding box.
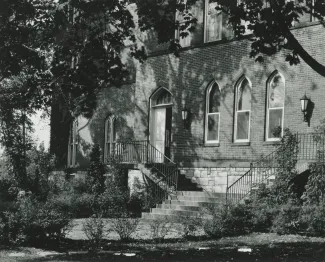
[179,167,250,193]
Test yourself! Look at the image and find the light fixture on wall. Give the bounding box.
[300,93,309,122]
[181,107,189,129]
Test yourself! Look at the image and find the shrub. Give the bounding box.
[302,163,325,204]
[250,202,278,233]
[271,201,302,235]
[2,196,72,245]
[202,203,253,239]
[175,214,202,239]
[82,214,108,252]
[87,144,106,195]
[147,216,175,241]
[300,202,325,237]
[111,214,139,242]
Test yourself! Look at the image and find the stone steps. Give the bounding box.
[141,191,226,219]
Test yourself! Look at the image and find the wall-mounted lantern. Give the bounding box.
[181,107,189,129]
[300,93,309,122]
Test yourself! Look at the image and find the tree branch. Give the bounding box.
[285,29,325,77]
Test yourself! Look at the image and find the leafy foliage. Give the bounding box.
[82,214,108,252]
[111,214,139,242]
[271,129,300,204]
[301,121,325,204]
[1,196,72,245]
[202,203,252,239]
[300,201,325,237]
[87,144,106,195]
[147,216,175,241]
[271,201,302,235]
[209,0,325,76]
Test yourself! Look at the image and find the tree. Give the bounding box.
[136,0,325,77]
[0,0,149,167]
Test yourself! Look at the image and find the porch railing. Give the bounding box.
[107,140,178,206]
[226,132,325,204]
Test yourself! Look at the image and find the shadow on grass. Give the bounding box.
[18,242,325,262]
[10,238,325,262]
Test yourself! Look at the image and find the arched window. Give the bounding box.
[68,119,78,167]
[104,116,117,162]
[205,81,221,143]
[234,77,252,142]
[152,88,172,107]
[266,72,285,140]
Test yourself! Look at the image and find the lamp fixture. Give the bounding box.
[300,93,309,122]
[181,107,189,128]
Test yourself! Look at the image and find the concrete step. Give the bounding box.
[168,195,225,202]
[156,204,201,211]
[176,191,226,197]
[149,208,203,217]
[141,212,181,220]
[163,199,225,206]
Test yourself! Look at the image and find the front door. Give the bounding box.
[151,106,172,162]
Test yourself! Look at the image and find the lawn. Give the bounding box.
[2,223,325,262]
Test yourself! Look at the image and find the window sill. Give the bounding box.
[263,140,281,146]
[204,142,220,147]
[231,142,250,147]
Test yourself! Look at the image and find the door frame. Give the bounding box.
[148,87,173,159]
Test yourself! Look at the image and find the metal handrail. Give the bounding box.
[107,139,179,207]
[226,132,325,204]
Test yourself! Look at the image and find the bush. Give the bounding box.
[202,203,253,239]
[300,202,325,237]
[87,144,106,195]
[1,196,72,245]
[82,214,108,252]
[111,214,139,242]
[175,214,202,239]
[271,201,302,235]
[147,216,175,241]
[302,163,325,204]
[250,202,278,233]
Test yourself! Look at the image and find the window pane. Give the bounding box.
[268,108,283,138]
[206,2,222,42]
[207,113,219,141]
[237,78,251,111]
[236,111,250,140]
[106,120,111,142]
[269,74,285,108]
[209,83,221,113]
[156,90,172,105]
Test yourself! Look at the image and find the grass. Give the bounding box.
[1,233,325,261]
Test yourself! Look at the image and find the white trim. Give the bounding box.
[104,116,116,163]
[234,110,251,142]
[205,112,220,143]
[67,119,78,167]
[265,72,285,141]
[149,87,173,147]
[205,81,221,144]
[234,77,252,142]
[204,0,222,43]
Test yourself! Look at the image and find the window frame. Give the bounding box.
[175,0,192,47]
[205,81,221,144]
[67,119,78,168]
[265,71,285,142]
[204,0,223,43]
[104,116,116,163]
[234,77,252,143]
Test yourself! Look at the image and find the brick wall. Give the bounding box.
[73,15,325,171]
[133,23,325,168]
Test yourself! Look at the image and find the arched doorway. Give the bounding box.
[150,87,173,162]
